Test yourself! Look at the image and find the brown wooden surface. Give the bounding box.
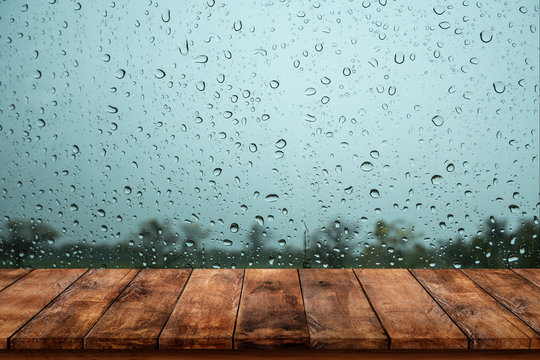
[160,269,244,350]
[10,269,138,350]
[0,350,539,360]
[85,269,191,349]
[234,269,309,349]
[514,269,540,288]
[411,269,535,349]
[0,268,538,352]
[0,269,85,349]
[0,269,31,292]
[354,269,467,349]
[299,269,387,349]
[462,269,540,349]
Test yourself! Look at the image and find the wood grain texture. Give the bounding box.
[0,350,539,360]
[10,269,138,350]
[159,269,243,350]
[462,269,540,349]
[513,269,540,288]
[234,269,309,349]
[85,269,191,349]
[0,269,31,292]
[299,269,387,349]
[0,269,85,349]
[411,269,534,349]
[354,269,467,349]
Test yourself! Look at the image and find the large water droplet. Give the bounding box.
[361,161,374,172]
[480,30,493,43]
[492,81,505,94]
[265,194,279,202]
[432,115,444,127]
[431,175,443,185]
[275,139,287,149]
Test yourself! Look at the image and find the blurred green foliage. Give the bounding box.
[0,216,538,268]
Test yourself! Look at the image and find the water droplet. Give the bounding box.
[124,186,132,195]
[492,82,505,94]
[278,239,286,246]
[230,223,239,233]
[432,115,444,126]
[213,168,222,176]
[342,67,351,76]
[344,186,353,194]
[265,194,279,202]
[370,150,380,159]
[321,76,331,85]
[223,239,233,246]
[361,161,374,172]
[305,87,316,96]
[394,52,405,64]
[305,114,317,122]
[509,204,519,213]
[115,69,126,79]
[106,105,118,114]
[194,55,208,64]
[161,9,170,23]
[433,6,446,15]
[480,30,493,43]
[446,163,455,172]
[439,21,451,30]
[97,209,106,217]
[370,189,380,198]
[154,69,166,79]
[233,20,242,31]
[37,119,46,127]
[270,80,279,89]
[196,81,206,91]
[431,175,443,185]
[275,139,287,149]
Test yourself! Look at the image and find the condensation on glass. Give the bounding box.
[0,1,538,268]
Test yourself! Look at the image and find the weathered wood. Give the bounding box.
[159,269,243,349]
[411,269,534,349]
[299,269,387,349]
[85,269,191,349]
[514,269,540,288]
[462,269,540,349]
[0,269,85,349]
[354,269,467,349]
[0,349,539,360]
[234,269,309,349]
[0,269,31,292]
[10,269,138,350]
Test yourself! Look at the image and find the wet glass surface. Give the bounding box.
[0,1,538,268]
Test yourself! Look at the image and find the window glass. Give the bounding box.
[0,1,538,268]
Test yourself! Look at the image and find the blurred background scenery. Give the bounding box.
[0,1,538,268]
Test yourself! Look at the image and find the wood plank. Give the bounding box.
[514,269,540,288]
[84,269,191,349]
[0,269,31,292]
[234,269,309,349]
[462,269,540,349]
[0,269,85,349]
[299,269,387,349]
[10,269,138,350]
[354,269,467,349]
[0,350,540,360]
[159,269,243,349]
[411,269,534,349]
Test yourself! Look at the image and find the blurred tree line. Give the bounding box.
[0,216,538,268]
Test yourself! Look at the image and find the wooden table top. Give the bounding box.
[0,269,538,351]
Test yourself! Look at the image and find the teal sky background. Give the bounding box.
[0,1,538,263]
